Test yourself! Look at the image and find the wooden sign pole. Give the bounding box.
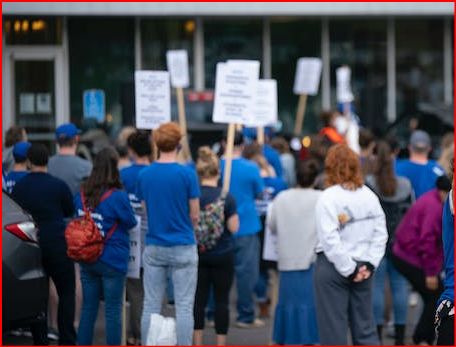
[176,87,192,162]
[222,123,236,193]
[121,288,127,346]
[257,126,265,146]
[293,94,308,137]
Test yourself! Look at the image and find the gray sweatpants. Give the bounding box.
[313,253,380,346]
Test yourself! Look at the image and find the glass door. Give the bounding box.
[3,48,67,154]
[15,59,55,150]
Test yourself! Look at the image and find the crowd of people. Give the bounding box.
[2,108,454,346]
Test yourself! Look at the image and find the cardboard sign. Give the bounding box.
[246,79,278,127]
[135,71,171,130]
[166,50,190,88]
[263,205,278,262]
[336,66,354,103]
[212,60,260,124]
[127,215,141,279]
[293,57,322,95]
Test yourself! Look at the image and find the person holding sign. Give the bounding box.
[120,130,152,346]
[74,147,137,346]
[193,146,239,346]
[219,131,265,328]
[137,122,200,346]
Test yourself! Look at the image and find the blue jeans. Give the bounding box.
[141,244,198,346]
[233,234,260,323]
[373,256,408,325]
[254,270,268,302]
[78,261,126,346]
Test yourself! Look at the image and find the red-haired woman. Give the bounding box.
[313,144,388,345]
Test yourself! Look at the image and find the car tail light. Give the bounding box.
[5,221,38,243]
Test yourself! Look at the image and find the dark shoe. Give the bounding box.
[258,302,270,318]
[394,324,405,345]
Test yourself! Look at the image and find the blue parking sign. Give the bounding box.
[83,90,105,122]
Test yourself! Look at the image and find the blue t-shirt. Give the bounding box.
[395,159,445,199]
[256,176,288,216]
[220,158,264,237]
[438,196,454,305]
[120,164,147,210]
[73,189,137,273]
[263,144,283,178]
[5,170,28,193]
[136,162,201,247]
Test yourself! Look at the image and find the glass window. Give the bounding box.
[271,18,321,134]
[396,19,444,119]
[3,16,62,45]
[68,18,135,133]
[141,18,195,88]
[330,20,387,132]
[204,19,263,89]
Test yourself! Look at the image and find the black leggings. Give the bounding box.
[194,252,234,334]
[391,253,443,345]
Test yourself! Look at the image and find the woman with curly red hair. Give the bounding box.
[313,144,388,345]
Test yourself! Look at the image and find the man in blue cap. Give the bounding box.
[47,123,92,338]
[5,141,31,193]
[48,123,92,196]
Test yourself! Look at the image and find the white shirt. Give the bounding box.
[315,185,387,277]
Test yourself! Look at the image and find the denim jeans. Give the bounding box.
[78,261,126,346]
[373,256,408,325]
[141,244,198,346]
[254,270,268,302]
[233,233,260,323]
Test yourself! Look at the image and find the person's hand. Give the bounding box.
[353,265,372,282]
[425,276,439,290]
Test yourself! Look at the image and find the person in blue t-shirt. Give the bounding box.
[396,130,445,199]
[74,147,137,346]
[220,131,265,328]
[137,122,200,346]
[5,141,30,193]
[435,167,454,346]
[120,129,152,345]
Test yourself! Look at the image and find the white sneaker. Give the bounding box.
[409,292,419,307]
[235,318,265,328]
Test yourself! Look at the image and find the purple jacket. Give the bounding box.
[393,188,444,276]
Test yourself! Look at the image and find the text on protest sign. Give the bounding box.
[293,57,322,95]
[212,60,260,125]
[246,79,278,127]
[166,50,190,88]
[336,66,354,103]
[135,71,171,130]
[127,215,141,279]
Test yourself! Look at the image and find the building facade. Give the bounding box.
[2,2,454,149]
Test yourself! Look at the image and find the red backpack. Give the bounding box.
[65,189,118,263]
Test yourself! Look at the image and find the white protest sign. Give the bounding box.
[263,205,278,262]
[127,215,141,279]
[166,50,190,88]
[135,71,171,130]
[212,60,260,124]
[246,79,278,127]
[336,66,354,103]
[293,58,322,95]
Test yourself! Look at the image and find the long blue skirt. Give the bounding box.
[273,268,319,345]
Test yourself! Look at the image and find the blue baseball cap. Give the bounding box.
[13,141,31,161]
[55,123,81,142]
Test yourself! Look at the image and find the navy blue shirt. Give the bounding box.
[136,162,201,246]
[12,172,74,252]
[5,170,28,194]
[438,196,454,305]
[199,186,237,257]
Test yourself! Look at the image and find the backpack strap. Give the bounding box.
[80,188,118,243]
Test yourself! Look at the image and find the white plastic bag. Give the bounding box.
[146,313,177,346]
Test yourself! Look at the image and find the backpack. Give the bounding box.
[194,191,227,253]
[65,189,118,263]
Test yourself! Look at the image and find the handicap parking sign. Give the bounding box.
[83,90,105,122]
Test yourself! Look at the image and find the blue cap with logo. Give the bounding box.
[13,141,31,161]
[55,123,81,142]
